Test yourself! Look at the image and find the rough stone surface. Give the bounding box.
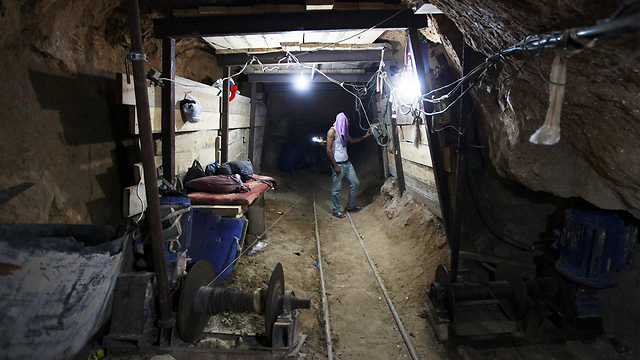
[0,0,221,224]
[429,0,640,218]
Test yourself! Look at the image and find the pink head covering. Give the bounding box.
[333,112,348,147]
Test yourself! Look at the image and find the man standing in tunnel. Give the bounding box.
[326,112,371,218]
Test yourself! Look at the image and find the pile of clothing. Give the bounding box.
[182,160,274,193]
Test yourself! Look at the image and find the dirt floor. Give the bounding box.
[189,167,639,360]
[96,164,639,360]
[203,167,451,360]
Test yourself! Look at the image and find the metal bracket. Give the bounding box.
[272,310,301,348]
[125,51,149,84]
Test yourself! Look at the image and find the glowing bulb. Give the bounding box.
[399,70,421,99]
[294,73,309,91]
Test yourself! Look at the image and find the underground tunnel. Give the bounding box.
[1,1,639,359]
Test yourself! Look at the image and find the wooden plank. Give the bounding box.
[228,139,247,161]
[198,6,226,14]
[279,4,305,12]
[133,163,144,184]
[254,136,264,150]
[155,147,217,175]
[399,141,432,167]
[172,8,200,17]
[255,115,266,127]
[228,128,247,145]
[226,6,253,14]
[256,103,267,117]
[192,205,247,218]
[399,124,429,144]
[229,95,251,116]
[401,159,436,186]
[334,2,358,10]
[133,108,220,134]
[389,164,441,217]
[229,114,250,129]
[123,184,146,218]
[254,127,265,142]
[254,148,263,165]
[358,2,385,10]
[248,193,266,236]
[155,130,219,155]
[122,74,220,112]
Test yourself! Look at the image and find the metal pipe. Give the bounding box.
[502,13,640,56]
[126,0,173,328]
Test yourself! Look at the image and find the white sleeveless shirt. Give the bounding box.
[331,127,349,162]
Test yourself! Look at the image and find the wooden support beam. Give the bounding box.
[448,42,473,282]
[216,50,390,66]
[390,113,405,195]
[161,37,176,184]
[247,73,373,83]
[153,10,425,38]
[248,82,257,165]
[408,27,453,268]
[371,92,386,180]
[260,91,271,173]
[221,67,230,163]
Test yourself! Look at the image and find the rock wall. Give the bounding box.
[0,0,221,224]
[429,0,640,218]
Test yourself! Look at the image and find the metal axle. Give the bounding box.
[178,261,310,345]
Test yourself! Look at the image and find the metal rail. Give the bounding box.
[312,189,334,360]
[346,213,421,360]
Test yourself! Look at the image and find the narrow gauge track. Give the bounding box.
[312,186,420,360]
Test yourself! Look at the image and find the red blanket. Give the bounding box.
[188,175,275,206]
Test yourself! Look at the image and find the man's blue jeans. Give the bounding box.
[332,161,360,212]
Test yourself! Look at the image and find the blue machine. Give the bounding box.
[556,207,637,318]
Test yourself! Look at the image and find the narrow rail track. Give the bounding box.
[312,185,420,360]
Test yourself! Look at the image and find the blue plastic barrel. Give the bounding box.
[189,209,247,283]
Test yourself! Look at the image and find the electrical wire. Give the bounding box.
[466,156,534,251]
[293,9,407,57]
[167,7,639,151]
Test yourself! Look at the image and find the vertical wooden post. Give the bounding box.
[161,37,175,184]
[248,82,257,165]
[382,94,390,179]
[260,91,271,172]
[390,112,405,195]
[408,27,454,271]
[449,42,473,281]
[371,92,386,179]
[221,67,230,163]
